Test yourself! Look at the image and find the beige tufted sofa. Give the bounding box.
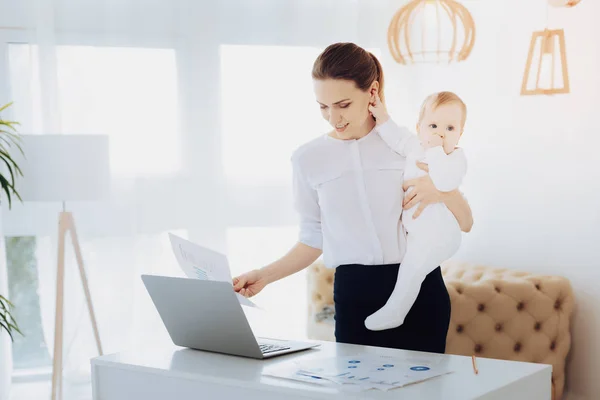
[306,259,575,400]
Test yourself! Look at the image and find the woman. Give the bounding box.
[233,42,473,354]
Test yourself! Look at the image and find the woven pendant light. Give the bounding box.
[520,29,569,95]
[520,0,583,95]
[387,0,476,65]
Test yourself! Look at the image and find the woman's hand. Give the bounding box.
[232,269,270,298]
[402,162,442,218]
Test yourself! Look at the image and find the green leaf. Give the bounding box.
[0,148,24,179]
[0,321,15,341]
[0,102,23,209]
[0,174,15,208]
[8,322,22,336]
[0,124,20,135]
[0,130,23,147]
[0,154,21,174]
[0,295,14,308]
[1,135,24,152]
[0,294,22,341]
[0,127,21,142]
[0,102,13,113]
[0,153,17,188]
[0,312,17,341]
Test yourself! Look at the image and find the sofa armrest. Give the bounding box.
[442,261,574,400]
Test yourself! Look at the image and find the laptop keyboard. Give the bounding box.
[259,343,290,354]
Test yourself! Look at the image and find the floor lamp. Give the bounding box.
[13,134,110,400]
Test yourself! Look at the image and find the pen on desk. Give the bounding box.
[472,355,478,375]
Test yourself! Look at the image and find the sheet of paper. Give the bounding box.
[235,292,259,308]
[293,354,453,389]
[168,233,259,308]
[262,365,368,392]
[169,233,232,282]
[263,364,414,392]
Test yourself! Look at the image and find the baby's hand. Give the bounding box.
[423,133,443,149]
[368,92,389,125]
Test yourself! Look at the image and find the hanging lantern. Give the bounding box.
[548,0,582,7]
[521,29,570,95]
[520,0,582,96]
[387,0,476,65]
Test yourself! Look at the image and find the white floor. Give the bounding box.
[9,380,91,400]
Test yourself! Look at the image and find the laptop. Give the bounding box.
[141,274,320,359]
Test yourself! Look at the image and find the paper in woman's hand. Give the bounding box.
[168,233,259,308]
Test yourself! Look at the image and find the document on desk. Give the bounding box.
[262,364,367,393]
[264,354,453,391]
[168,233,258,308]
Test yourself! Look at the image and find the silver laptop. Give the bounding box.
[141,274,319,359]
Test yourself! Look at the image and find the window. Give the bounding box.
[8,44,181,177]
[5,43,183,374]
[220,45,331,185]
[220,45,381,185]
[6,237,51,370]
[220,45,334,340]
[226,226,308,340]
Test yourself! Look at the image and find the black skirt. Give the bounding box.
[333,263,451,354]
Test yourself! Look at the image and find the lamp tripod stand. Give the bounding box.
[51,204,103,400]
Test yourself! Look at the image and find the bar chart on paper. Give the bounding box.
[168,233,259,308]
[263,354,454,391]
[191,264,208,280]
[170,234,231,282]
[179,244,211,280]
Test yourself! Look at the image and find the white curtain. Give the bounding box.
[0,0,420,398]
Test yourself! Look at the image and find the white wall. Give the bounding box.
[384,1,598,398]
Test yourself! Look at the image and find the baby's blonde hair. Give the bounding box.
[418,91,467,128]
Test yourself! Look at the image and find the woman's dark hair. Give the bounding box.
[312,42,385,103]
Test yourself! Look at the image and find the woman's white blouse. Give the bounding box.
[291,125,408,269]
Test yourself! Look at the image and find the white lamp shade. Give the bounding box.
[12,134,110,202]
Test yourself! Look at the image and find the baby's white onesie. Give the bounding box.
[364,119,467,331]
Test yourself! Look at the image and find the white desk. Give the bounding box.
[91,341,551,400]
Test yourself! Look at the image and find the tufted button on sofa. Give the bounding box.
[306,259,575,400]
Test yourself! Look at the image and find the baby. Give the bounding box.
[364,91,467,331]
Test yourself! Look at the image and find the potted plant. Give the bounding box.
[0,101,24,400]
